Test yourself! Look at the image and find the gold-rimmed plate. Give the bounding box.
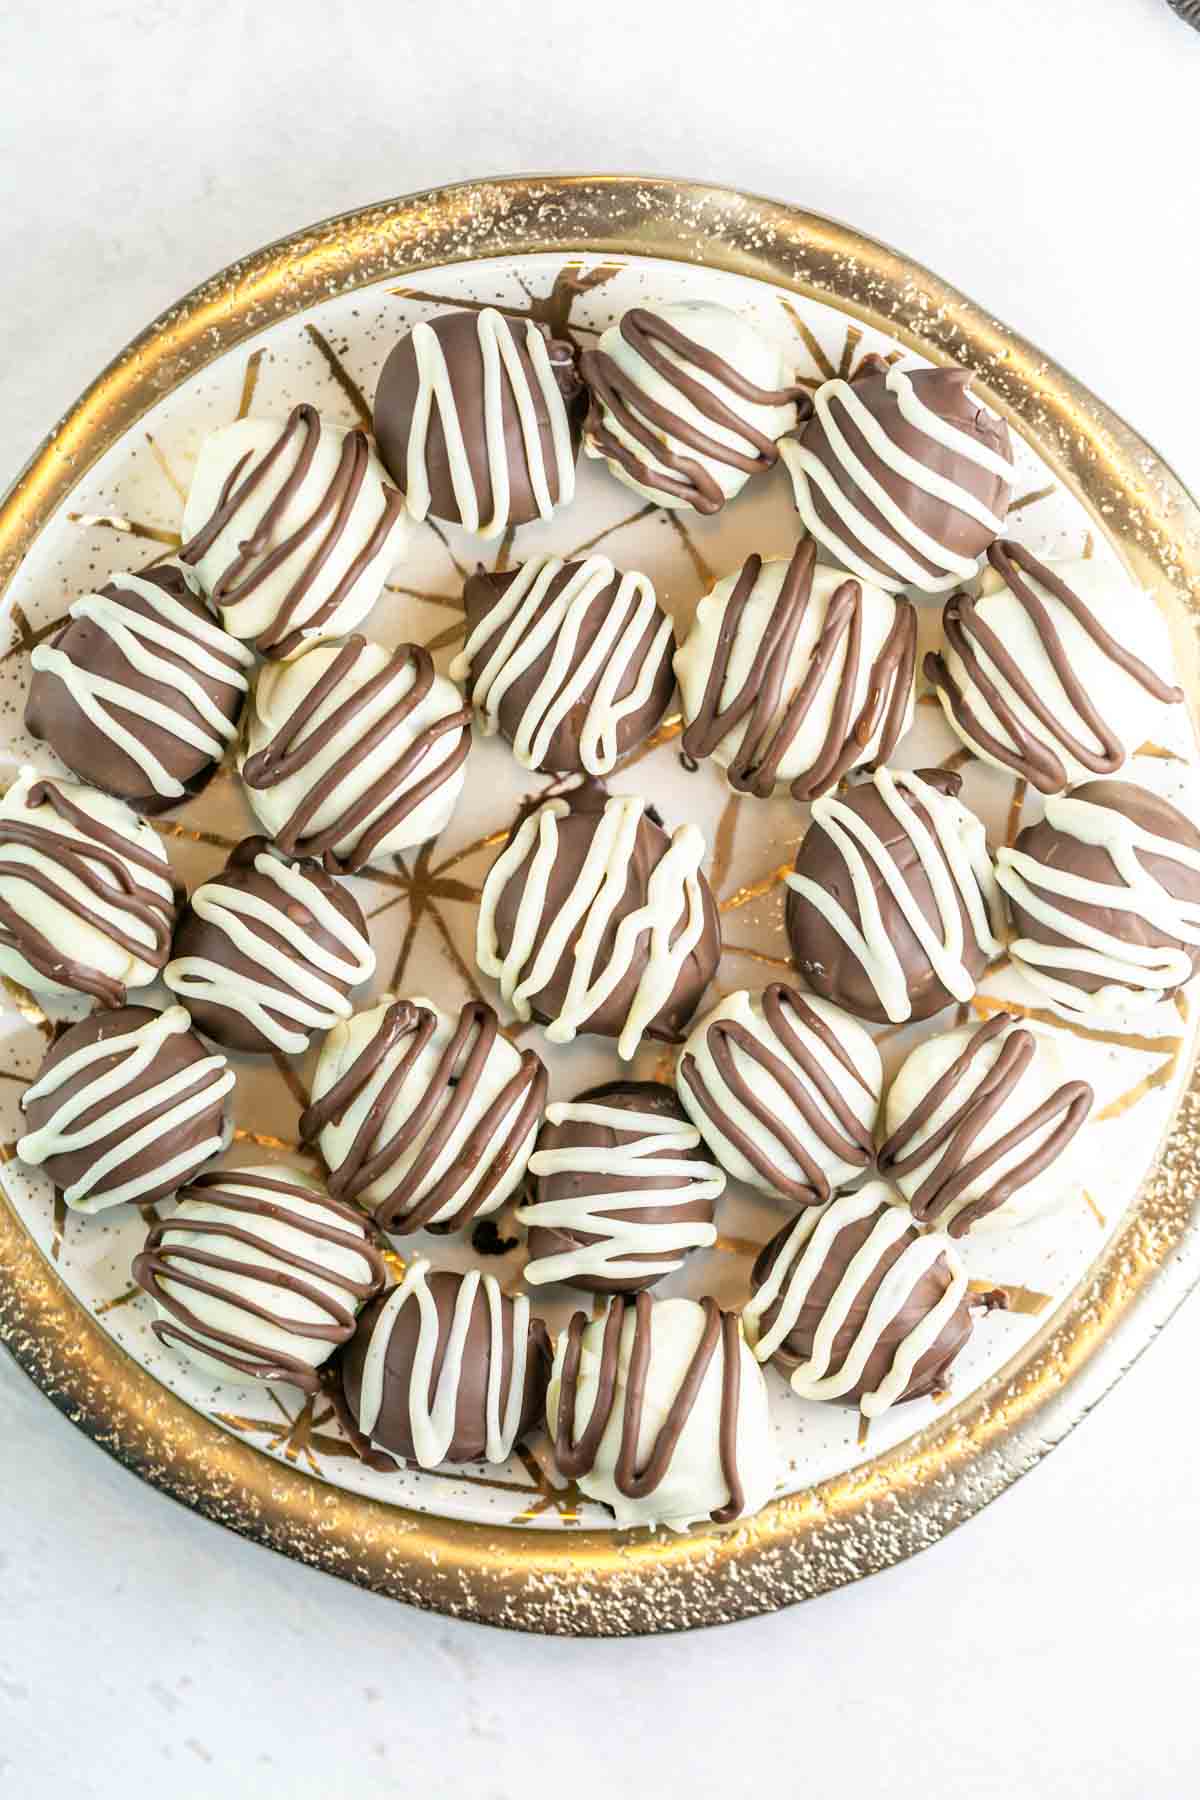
[2,176,1199,1635]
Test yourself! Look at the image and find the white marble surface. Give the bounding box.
[1,0,1198,1794]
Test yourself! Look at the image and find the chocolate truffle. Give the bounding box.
[879,1013,1093,1236]
[547,1292,775,1530]
[0,767,179,1006]
[133,1163,385,1389]
[25,560,253,811]
[239,635,470,872]
[340,1258,551,1468]
[180,404,407,658]
[17,1004,233,1214]
[453,553,676,777]
[581,301,804,514]
[674,538,916,802]
[925,542,1184,795]
[164,837,375,1056]
[779,356,1014,595]
[676,984,881,1207]
[996,778,1200,1018]
[516,1080,723,1294]
[372,308,581,538]
[476,782,721,1059]
[743,1181,976,1416]
[301,996,547,1235]
[785,765,1003,1025]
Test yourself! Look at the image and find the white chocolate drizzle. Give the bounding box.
[357,1258,531,1467]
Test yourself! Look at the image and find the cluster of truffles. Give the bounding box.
[8,278,1194,1540]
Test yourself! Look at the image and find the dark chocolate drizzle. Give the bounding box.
[679,983,876,1205]
[878,1013,1093,1236]
[180,403,405,659]
[681,539,916,801]
[133,1168,386,1392]
[553,1291,745,1524]
[0,779,177,1006]
[925,541,1182,794]
[241,636,471,873]
[581,308,808,514]
[300,998,547,1234]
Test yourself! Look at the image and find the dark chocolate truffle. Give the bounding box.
[516,1079,723,1294]
[476,781,722,1058]
[785,765,1003,1025]
[340,1260,551,1468]
[133,1163,385,1389]
[164,837,376,1055]
[0,768,180,1007]
[16,1004,233,1214]
[780,356,1014,595]
[25,560,253,811]
[743,1180,976,1415]
[372,308,582,538]
[996,778,1200,1018]
[453,553,676,776]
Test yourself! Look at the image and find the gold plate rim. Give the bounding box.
[2,174,1199,1637]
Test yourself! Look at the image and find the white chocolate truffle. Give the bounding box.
[676,985,881,1206]
[547,1293,776,1531]
[180,405,407,658]
[0,767,177,1005]
[879,1015,1094,1235]
[239,636,470,873]
[675,540,916,800]
[581,301,801,513]
[133,1164,385,1388]
[301,995,546,1235]
[926,544,1183,795]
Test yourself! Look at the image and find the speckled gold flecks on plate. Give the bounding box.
[1,177,1199,1637]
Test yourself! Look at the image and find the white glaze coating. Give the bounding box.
[786,766,1003,1024]
[476,793,709,1059]
[29,565,254,800]
[516,1100,723,1286]
[0,766,177,999]
[239,639,468,864]
[584,300,798,510]
[996,787,1200,1017]
[883,1019,1092,1232]
[404,309,575,538]
[780,364,1014,594]
[308,995,539,1228]
[933,557,1179,788]
[451,554,672,777]
[357,1258,532,1467]
[675,988,882,1202]
[17,1005,233,1213]
[163,846,376,1055]
[674,554,913,791]
[742,1181,968,1417]
[149,1165,379,1384]
[545,1296,775,1531]
[181,413,406,653]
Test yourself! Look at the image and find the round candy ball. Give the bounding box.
[25,560,253,812]
[785,765,1003,1025]
[133,1163,385,1389]
[164,836,376,1056]
[239,636,470,872]
[372,308,582,538]
[996,778,1200,1019]
[17,1004,233,1214]
[453,553,676,777]
[340,1259,551,1468]
[516,1080,723,1294]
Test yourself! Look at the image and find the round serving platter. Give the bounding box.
[2,176,1200,1637]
